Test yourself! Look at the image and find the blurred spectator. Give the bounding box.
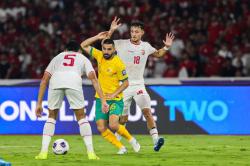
[220,58,236,77]
[0,0,250,79]
[204,46,225,77]
[18,47,32,77]
[144,56,156,78]
[232,49,245,75]
[178,51,197,77]
[169,33,185,60]
[163,63,178,78]
[218,44,233,59]
[0,53,10,78]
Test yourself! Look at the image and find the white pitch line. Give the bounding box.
[0,146,37,148]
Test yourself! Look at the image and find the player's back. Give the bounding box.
[114,39,156,85]
[46,51,91,91]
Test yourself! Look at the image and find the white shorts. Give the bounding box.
[122,85,151,116]
[48,88,85,110]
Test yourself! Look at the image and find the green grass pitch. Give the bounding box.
[0,135,250,166]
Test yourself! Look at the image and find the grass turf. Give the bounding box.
[0,135,250,166]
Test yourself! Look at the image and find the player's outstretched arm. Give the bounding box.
[106,16,122,39]
[105,79,129,100]
[36,72,51,117]
[80,31,109,54]
[152,32,175,58]
[88,71,109,113]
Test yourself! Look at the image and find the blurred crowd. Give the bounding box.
[0,0,250,79]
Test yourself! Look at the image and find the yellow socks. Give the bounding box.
[117,125,133,141]
[101,129,124,149]
[101,126,133,149]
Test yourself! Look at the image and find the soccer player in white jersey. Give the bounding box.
[34,40,108,160]
[108,17,175,152]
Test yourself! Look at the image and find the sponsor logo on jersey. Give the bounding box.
[122,70,126,76]
[137,90,144,95]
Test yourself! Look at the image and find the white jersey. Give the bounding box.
[45,51,94,91]
[114,39,156,85]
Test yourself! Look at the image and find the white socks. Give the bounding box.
[41,118,56,153]
[115,132,122,141]
[78,118,94,153]
[149,127,159,145]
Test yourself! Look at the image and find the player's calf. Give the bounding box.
[115,115,128,140]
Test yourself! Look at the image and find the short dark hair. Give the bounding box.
[130,21,144,30]
[102,39,115,46]
[65,40,80,51]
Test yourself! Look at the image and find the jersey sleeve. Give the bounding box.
[116,58,128,81]
[147,42,157,55]
[84,57,95,76]
[45,57,56,75]
[89,47,102,62]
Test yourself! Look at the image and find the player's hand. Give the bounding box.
[110,16,121,31]
[102,102,109,113]
[35,105,43,118]
[105,93,116,100]
[97,31,109,40]
[163,32,175,49]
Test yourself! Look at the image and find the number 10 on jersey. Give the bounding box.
[134,56,140,64]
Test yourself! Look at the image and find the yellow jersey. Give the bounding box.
[90,47,128,100]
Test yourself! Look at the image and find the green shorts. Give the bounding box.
[95,98,124,121]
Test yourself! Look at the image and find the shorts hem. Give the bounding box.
[141,106,151,110]
[70,106,85,110]
[48,107,60,110]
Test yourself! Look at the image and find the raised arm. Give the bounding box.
[107,16,122,39]
[80,31,109,54]
[152,32,175,58]
[35,72,51,117]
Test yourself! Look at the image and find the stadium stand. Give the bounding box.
[0,0,250,78]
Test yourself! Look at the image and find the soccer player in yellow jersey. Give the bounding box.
[80,32,140,154]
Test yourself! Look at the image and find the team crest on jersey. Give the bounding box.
[141,50,145,55]
[122,70,126,76]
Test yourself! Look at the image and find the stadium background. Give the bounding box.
[0,1,250,133]
[1,1,250,165]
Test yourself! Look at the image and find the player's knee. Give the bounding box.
[48,110,58,119]
[119,116,128,124]
[97,125,107,133]
[74,108,86,121]
[109,123,119,131]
